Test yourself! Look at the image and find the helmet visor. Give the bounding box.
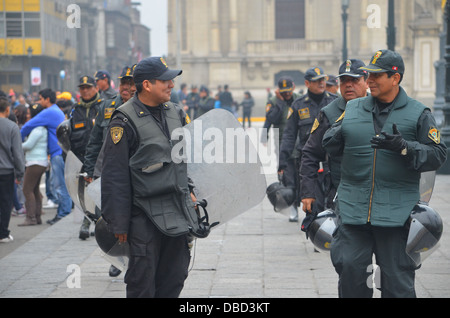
[312,217,336,252]
[406,218,440,266]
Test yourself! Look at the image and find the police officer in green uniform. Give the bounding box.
[323,50,447,298]
[300,59,368,216]
[279,68,337,221]
[101,57,201,298]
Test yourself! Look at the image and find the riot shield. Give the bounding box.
[181,109,267,227]
[87,109,267,231]
[64,150,98,221]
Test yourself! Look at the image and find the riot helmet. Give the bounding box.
[266,182,295,212]
[406,203,443,266]
[56,119,71,153]
[95,217,129,271]
[307,209,337,252]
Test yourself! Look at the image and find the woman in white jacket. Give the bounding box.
[19,104,48,226]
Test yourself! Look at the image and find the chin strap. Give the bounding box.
[191,199,219,239]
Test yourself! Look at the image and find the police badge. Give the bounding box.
[110,126,124,144]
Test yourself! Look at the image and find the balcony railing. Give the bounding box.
[246,39,335,57]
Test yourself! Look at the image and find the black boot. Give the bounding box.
[79,217,90,240]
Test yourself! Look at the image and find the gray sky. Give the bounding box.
[139,0,168,57]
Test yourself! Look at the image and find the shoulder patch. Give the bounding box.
[185,114,191,124]
[428,127,441,144]
[110,126,124,144]
[335,111,346,123]
[287,107,294,119]
[298,107,310,120]
[311,118,320,134]
[265,103,272,113]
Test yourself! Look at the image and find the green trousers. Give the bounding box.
[330,223,418,298]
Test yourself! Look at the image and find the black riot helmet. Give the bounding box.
[94,217,130,257]
[307,209,337,252]
[266,182,295,212]
[406,203,443,266]
[56,119,71,153]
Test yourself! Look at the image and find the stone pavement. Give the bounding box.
[0,171,449,298]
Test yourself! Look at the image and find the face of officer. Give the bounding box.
[79,85,98,101]
[305,78,326,95]
[141,79,175,106]
[119,78,136,103]
[339,76,368,102]
[367,72,401,103]
[96,78,109,91]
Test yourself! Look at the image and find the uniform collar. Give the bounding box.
[132,95,172,118]
[364,86,407,112]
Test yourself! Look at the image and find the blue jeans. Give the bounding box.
[50,154,72,218]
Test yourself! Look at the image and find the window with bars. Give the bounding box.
[2,11,41,38]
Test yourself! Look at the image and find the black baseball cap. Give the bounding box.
[359,49,405,74]
[304,67,327,81]
[78,75,96,87]
[278,76,294,93]
[118,65,136,79]
[133,57,182,84]
[337,59,368,78]
[94,70,111,80]
[326,75,338,86]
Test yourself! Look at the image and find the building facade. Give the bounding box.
[0,0,150,96]
[167,0,443,105]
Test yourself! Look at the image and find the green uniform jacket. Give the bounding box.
[323,87,447,227]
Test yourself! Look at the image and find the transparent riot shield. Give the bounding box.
[64,151,98,220]
[180,109,267,227]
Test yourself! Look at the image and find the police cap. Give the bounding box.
[278,76,294,93]
[133,57,182,84]
[94,70,111,81]
[337,59,368,78]
[359,49,405,74]
[78,75,96,87]
[304,67,327,81]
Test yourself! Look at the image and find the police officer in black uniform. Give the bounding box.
[95,70,117,100]
[300,60,368,216]
[279,67,337,220]
[83,65,136,182]
[68,76,105,239]
[101,57,201,298]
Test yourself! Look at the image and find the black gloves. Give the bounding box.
[370,124,407,153]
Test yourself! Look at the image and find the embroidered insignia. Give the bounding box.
[287,107,293,119]
[265,103,272,113]
[372,51,383,64]
[185,114,191,124]
[428,127,441,144]
[104,108,115,119]
[335,111,346,123]
[311,118,320,134]
[110,127,124,144]
[74,122,85,129]
[160,57,168,68]
[298,108,310,120]
[345,60,352,72]
[314,68,321,75]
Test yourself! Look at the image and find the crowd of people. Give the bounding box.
[176,83,255,128]
[0,50,448,299]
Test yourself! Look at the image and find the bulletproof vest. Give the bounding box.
[117,100,200,237]
[70,102,100,161]
[339,88,427,226]
[322,97,346,188]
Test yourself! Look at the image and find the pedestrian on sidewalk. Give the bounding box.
[21,88,72,225]
[0,97,25,242]
[19,103,47,226]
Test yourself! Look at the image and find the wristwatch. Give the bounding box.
[401,147,407,156]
